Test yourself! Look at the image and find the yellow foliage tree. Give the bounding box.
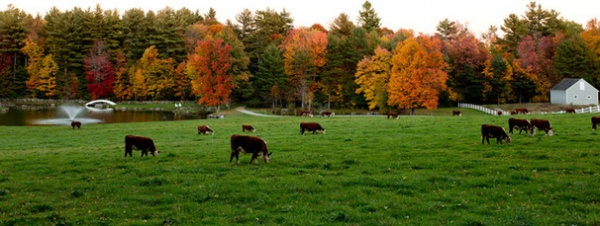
[22,38,58,98]
[388,35,447,114]
[355,46,392,110]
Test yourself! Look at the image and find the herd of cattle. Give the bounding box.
[118,121,326,165]
[69,106,600,161]
[480,107,600,145]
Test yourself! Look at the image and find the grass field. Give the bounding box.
[1,108,599,225]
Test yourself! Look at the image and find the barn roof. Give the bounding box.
[551,78,583,91]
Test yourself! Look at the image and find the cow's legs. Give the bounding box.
[229,150,238,164]
[249,154,258,165]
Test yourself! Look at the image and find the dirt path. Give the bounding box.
[235,106,281,117]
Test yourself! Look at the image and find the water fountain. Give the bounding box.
[32,104,104,125]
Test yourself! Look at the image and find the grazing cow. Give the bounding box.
[565,108,576,113]
[387,112,399,119]
[515,108,529,114]
[71,120,81,129]
[452,110,461,116]
[592,116,600,131]
[497,110,503,115]
[300,122,326,135]
[230,135,271,165]
[124,135,158,157]
[510,110,518,115]
[481,124,511,144]
[300,110,313,117]
[242,124,256,132]
[197,125,214,135]
[530,118,554,136]
[321,111,334,117]
[508,118,530,135]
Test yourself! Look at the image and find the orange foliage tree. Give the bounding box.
[279,27,327,109]
[130,46,175,100]
[355,46,392,110]
[388,35,447,114]
[186,38,233,111]
[21,38,58,98]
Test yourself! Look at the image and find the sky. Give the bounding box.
[4,0,599,36]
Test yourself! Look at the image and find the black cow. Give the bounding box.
[593,116,600,131]
[481,124,511,144]
[230,135,271,165]
[198,125,214,135]
[124,135,158,157]
[71,120,81,129]
[508,118,530,135]
[242,124,256,132]
[300,122,326,135]
[530,118,554,136]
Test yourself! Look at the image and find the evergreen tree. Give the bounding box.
[357,1,381,33]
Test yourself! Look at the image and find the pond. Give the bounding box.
[0,108,200,126]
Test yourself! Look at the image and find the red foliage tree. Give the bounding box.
[84,41,115,99]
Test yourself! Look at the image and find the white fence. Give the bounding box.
[459,103,600,115]
[458,103,508,115]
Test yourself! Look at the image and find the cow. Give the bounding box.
[242,124,256,132]
[71,120,81,129]
[592,116,600,131]
[452,110,461,116]
[300,110,313,117]
[508,118,530,135]
[510,110,518,115]
[515,108,529,114]
[565,108,576,113]
[300,122,326,135]
[197,125,214,135]
[387,112,399,119]
[481,124,511,144]
[321,111,334,117]
[497,110,503,115]
[530,118,554,136]
[230,134,272,165]
[124,135,158,157]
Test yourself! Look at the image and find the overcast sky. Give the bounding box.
[4,0,599,36]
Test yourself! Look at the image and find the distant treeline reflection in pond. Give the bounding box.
[0,108,200,126]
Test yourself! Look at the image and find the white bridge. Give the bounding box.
[85,99,116,112]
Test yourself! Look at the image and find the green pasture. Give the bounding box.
[0,108,599,225]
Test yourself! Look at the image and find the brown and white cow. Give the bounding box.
[481,124,511,144]
[508,118,530,135]
[300,110,313,117]
[321,111,334,117]
[71,120,81,129]
[387,112,399,119]
[197,125,214,135]
[565,108,576,113]
[510,110,518,115]
[230,134,271,165]
[242,124,256,132]
[515,108,529,114]
[124,135,158,157]
[452,110,461,116]
[530,118,554,136]
[300,122,326,135]
[592,116,600,131]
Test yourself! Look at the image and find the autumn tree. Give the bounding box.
[388,35,447,114]
[112,50,134,100]
[482,54,513,104]
[355,46,391,110]
[130,46,175,100]
[22,38,58,98]
[187,38,233,111]
[83,41,115,99]
[280,27,328,109]
[173,61,191,100]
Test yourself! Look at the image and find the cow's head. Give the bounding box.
[263,152,272,163]
[151,150,159,156]
[504,136,511,144]
[548,129,555,136]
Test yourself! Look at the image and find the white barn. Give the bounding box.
[550,78,598,105]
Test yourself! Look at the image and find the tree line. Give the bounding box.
[1,1,599,112]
